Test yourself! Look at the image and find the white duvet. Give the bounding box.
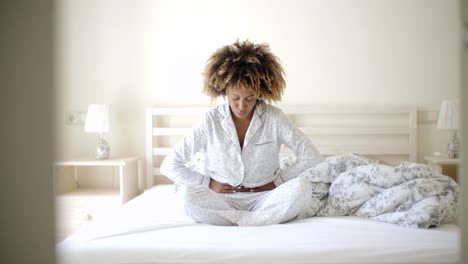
[294,154,460,228]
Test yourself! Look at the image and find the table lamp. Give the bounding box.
[437,100,459,158]
[85,104,111,159]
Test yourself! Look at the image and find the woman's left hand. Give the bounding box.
[248,182,276,192]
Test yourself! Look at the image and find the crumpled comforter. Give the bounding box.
[293,154,460,228]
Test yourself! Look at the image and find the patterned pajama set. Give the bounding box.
[160,102,322,225]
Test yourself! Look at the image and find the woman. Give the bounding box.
[161,40,322,225]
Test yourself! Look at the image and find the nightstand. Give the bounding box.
[53,157,141,242]
[424,155,459,182]
[54,157,141,204]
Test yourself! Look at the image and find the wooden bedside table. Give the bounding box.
[424,155,459,182]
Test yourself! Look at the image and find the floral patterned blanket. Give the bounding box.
[295,154,460,228]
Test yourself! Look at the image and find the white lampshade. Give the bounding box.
[85,104,110,133]
[437,100,458,130]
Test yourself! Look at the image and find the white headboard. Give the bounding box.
[146,104,417,189]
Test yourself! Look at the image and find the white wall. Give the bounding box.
[55,0,461,188]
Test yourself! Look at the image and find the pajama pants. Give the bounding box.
[181,177,313,226]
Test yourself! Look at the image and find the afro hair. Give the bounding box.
[202,40,285,102]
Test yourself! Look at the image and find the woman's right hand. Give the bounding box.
[209,178,233,193]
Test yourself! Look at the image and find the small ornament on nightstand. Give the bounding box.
[96,135,110,160]
[447,133,459,159]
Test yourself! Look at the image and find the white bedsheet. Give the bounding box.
[57,185,460,264]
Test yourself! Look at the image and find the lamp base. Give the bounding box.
[447,132,459,159]
[96,137,110,160]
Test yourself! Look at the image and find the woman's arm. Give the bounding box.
[160,116,211,186]
[273,110,323,186]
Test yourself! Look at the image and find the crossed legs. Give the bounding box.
[183,177,313,226]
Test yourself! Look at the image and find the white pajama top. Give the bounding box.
[160,102,322,188]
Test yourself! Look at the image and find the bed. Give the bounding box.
[57,104,460,264]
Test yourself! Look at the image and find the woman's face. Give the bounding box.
[227,85,257,120]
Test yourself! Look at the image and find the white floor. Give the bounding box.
[55,188,120,242]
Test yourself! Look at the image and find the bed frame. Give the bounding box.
[145,104,417,189]
[59,105,462,264]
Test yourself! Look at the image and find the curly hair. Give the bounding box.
[202,40,286,102]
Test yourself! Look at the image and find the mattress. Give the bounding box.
[57,184,460,264]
